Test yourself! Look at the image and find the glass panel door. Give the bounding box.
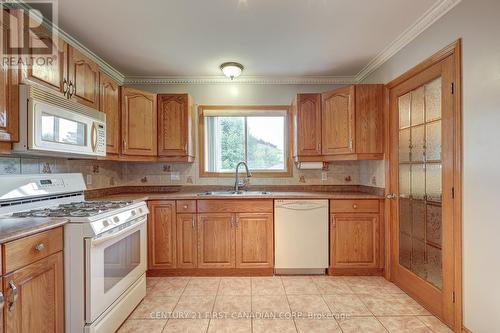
[397,77,443,289]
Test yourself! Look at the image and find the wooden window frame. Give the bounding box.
[198,105,293,178]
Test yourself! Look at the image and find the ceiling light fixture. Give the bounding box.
[220,62,244,80]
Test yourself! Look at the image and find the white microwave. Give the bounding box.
[13,84,106,157]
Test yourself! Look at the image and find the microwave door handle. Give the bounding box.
[90,122,97,152]
[90,216,146,247]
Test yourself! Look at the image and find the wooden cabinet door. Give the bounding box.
[0,277,3,333]
[330,213,379,269]
[157,94,193,159]
[176,214,197,268]
[235,213,273,268]
[99,73,120,155]
[197,213,235,268]
[148,201,176,269]
[295,93,322,157]
[121,87,157,156]
[322,86,355,155]
[3,252,64,333]
[67,46,99,109]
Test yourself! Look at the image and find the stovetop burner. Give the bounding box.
[12,201,133,218]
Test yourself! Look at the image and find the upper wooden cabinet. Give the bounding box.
[67,46,100,109]
[293,84,384,161]
[322,86,355,155]
[293,93,322,157]
[99,73,120,155]
[121,87,157,157]
[157,94,194,161]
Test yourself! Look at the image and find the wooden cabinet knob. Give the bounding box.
[183,205,188,209]
[34,243,45,252]
[352,204,358,209]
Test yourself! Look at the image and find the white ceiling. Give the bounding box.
[53,0,440,78]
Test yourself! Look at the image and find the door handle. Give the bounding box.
[386,193,398,200]
[8,281,18,311]
[91,122,98,152]
[63,78,68,96]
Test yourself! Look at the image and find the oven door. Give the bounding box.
[85,216,147,323]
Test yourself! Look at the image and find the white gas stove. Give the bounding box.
[0,173,148,333]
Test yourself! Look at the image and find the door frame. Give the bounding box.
[383,40,462,332]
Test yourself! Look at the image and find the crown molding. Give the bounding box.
[355,0,462,82]
[123,75,355,85]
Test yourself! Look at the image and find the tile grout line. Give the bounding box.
[205,277,222,333]
[280,276,299,333]
[250,277,253,333]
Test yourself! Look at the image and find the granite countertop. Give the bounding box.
[93,191,384,202]
[0,217,69,244]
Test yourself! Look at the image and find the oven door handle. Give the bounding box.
[90,216,146,247]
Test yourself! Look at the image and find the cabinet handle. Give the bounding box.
[349,138,353,150]
[352,204,358,209]
[8,281,18,311]
[192,218,195,229]
[183,205,188,209]
[231,216,235,227]
[63,78,68,95]
[235,216,239,228]
[34,243,45,252]
[67,81,74,99]
[0,291,4,310]
[317,143,321,151]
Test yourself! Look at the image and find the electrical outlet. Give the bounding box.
[171,172,180,181]
[86,174,92,185]
[321,171,328,181]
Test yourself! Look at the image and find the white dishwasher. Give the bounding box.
[274,199,329,274]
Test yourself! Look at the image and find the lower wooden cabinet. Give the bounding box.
[147,200,274,273]
[235,213,273,268]
[176,214,197,268]
[329,199,384,275]
[3,252,64,333]
[147,201,176,269]
[197,213,235,268]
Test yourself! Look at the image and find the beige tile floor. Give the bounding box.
[117,276,454,333]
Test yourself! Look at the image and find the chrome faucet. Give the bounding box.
[234,161,252,192]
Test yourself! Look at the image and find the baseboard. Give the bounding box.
[147,268,274,277]
[327,267,384,276]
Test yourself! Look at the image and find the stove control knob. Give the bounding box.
[131,210,136,216]
[113,217,119,223]
[102,220,110,227]
[138,208,143,214]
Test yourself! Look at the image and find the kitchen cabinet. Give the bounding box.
[147,201,176,269]
[322,86,355,155]
[67,46,100,109]
[197,213,235,268]
[292,93,322,158]
[293,84,384,161]
[235,213,273,268]
[176,214,197,268]
[0,10,19,149]
[121,87,157,157]
[329,199,384,275]
[0,226,64,333]
[157,94,194,161]
[3,253,64,333]
[99,72,121,155]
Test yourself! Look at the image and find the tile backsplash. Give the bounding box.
[0,156,385,190]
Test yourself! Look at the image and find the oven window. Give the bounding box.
[41,113,86,145]
[103,230,141,293]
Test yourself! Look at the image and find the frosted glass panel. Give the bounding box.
[397,76,443,290]
[425,78,442,121]
[426,121,441,161]
[426,163,442,202]
[411,125,425,162]
[411,164,425,200]
[399,93,411,128]
[411,86,425,126]
[399,164,411,197]
[399,128,411,163]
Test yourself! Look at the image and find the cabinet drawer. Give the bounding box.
[2,227,63,274]
[176,200,196,213]
[330,199,380,213]
[197,200,273,213]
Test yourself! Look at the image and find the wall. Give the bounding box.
[362,0,500,331]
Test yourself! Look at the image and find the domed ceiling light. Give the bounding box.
[220,62,244,80]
